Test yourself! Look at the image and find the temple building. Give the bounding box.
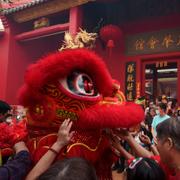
[0,0,180,104]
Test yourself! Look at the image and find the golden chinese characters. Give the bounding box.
[162,34,174,48]
[147,36,159,49]
[135,39,145,50]
[126,63,136,101]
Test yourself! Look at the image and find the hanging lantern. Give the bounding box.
[100,24,122,56]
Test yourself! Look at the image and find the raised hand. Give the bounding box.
[56,118,74,147]
[139,133,151,145]
[113,128,132,141]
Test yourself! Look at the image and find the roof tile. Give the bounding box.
[1,0,49,15]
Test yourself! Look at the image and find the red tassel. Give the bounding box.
[107,40,114,57]
[107,39,114,48]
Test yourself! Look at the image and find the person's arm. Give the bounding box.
[26,119,74,180]
[0,141,31,180]
[151,116,158,142]
[151,127,158,145]
[126,134,152,158]
[139,133,159,155]
[14,141,29,153]
[111,135,134,160]
[150,144,159,155]
[114,129,152,158]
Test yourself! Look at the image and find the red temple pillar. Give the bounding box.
[69,6,83,35]
[0,16,10,101]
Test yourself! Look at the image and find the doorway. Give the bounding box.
[142,60,178,102]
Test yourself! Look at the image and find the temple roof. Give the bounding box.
[1,0,49,15]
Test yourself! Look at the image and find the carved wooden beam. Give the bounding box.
[13,0,94,23]
[15,23,69,41]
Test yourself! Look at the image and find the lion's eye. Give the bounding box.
[59,72,99,98]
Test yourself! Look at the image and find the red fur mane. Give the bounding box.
[19,49,113,105]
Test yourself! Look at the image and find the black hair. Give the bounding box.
[38,158,97,180]
[171,99,177,109]
[158,96,162,102]
[0,100,11,115]
[157,117,180,150]
[158,103,167,112]
[126,157,165,180]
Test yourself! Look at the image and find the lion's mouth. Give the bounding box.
[77,102,144,129]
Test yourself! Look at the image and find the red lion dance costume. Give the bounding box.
[16,34,144,179]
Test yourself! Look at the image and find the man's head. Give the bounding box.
[149,107,156,117]
[156,118,180,165]
[125,157,165,180]
[161,95,168,104]
[149,101,154,108]
[0,100,11,122]
[158,103,167,116]
[38,157,97,180]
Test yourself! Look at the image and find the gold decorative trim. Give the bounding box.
[37,133,57,147]
[67,136,102,153]
[33,138,37,150]
[41,146,50,149]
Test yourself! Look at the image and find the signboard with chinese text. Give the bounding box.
[136,82,141,99]
[125,62,136,101]
[126,28,180,55]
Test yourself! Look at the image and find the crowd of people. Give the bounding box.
[0,96,180,180]
[112,95,180,180]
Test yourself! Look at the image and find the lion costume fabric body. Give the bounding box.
[18,48,144,179]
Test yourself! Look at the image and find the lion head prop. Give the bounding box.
[18,31,144,179]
